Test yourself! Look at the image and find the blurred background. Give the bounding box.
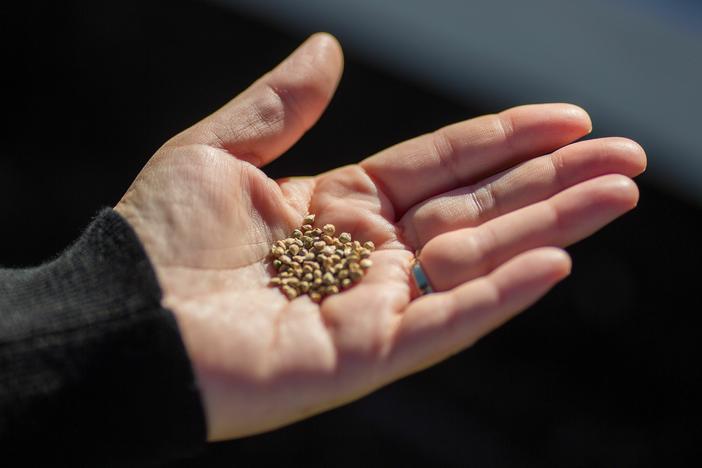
[1,0,700,466]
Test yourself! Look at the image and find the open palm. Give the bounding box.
[115,34,646,441]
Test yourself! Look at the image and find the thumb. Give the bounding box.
[167,32,344,167]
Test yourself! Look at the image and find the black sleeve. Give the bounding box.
[0,208,207,466]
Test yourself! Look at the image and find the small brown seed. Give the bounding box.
[276,240,286,249]
[339,232,352,243]
[310,292,322,303]
[313,277,323,286]
[273,259,282,269]
[322,234,334,245]
[341,278,352,289]
[360,259,373,269]
[313,241,326,251]
[359,248,371,258]
[280,255,292,265]
[283,277,300,287]
[303,214,316,225]
[363,241,375,251]
[313,269,323,279]
[292,229,303,239]
[301,224,313,232]
[282,286,298,299]
[299,281,310,293]
[323,224,336,236]
[303,273,314,281]
[270,277,282,286]
[326,285,339,295]
[338,269,349,279]
[289,244,300,255]
[350,270,363,281]
[322,272,335,285]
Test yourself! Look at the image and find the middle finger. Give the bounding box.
[399,137,646,248]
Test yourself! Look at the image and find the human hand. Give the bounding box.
[114,33,646,441]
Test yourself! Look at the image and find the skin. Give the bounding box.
[114,33,647,441]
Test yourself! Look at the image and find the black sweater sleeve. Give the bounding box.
[0,208,207,466]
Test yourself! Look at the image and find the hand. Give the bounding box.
[115,33,646,441]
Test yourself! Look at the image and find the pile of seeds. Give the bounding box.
[268,214,374,302]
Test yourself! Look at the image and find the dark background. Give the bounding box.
[1,1,699,466]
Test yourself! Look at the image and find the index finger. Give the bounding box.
[360,103,592,217]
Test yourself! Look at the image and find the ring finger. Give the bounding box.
[417,174,639,291]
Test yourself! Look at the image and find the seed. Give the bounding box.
[273,259,282,269]
[299,281,310,293]
[326,285,339,295]
[313,269,323,279]
[282,286,298,299]
[341,278,352,289]
[322,246,335,256]
[276,240,286,249]
[310,292,322,303]
[359,248,371,258]
[292,229,303,239]
[280,255,292,265]
[350,270,363,281]
[339,232,352,243]
[303,214,316,225]
[289,244,300,255]
[360,259,373,269]
[302,224,313,232]
[363,241,375,251]
[322,272,335,285]
[270,277,282,286]
[283,277,300,287]
[338,269,349,279]
[303,272,313,281]
[313,241,326,251]
[323,224,336,236]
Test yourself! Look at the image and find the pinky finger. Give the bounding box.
[384,247,571,380]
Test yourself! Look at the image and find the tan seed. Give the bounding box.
[339,232,352,243]
[292,229,303,239]
[360,259,372,269]
[313,241,326,251]
[303,214,316,225]
[323,224,336,236]
[310,292,322,303]
[282,286,298,299]
[322,272,335,285]
[350,270,363,281]
[363,241,375,251]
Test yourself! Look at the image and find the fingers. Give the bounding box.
[167,33,343,166]
[418,174,638,291]
[385,247,570,378]
[360,103,592,216]
[400,137,647,247]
